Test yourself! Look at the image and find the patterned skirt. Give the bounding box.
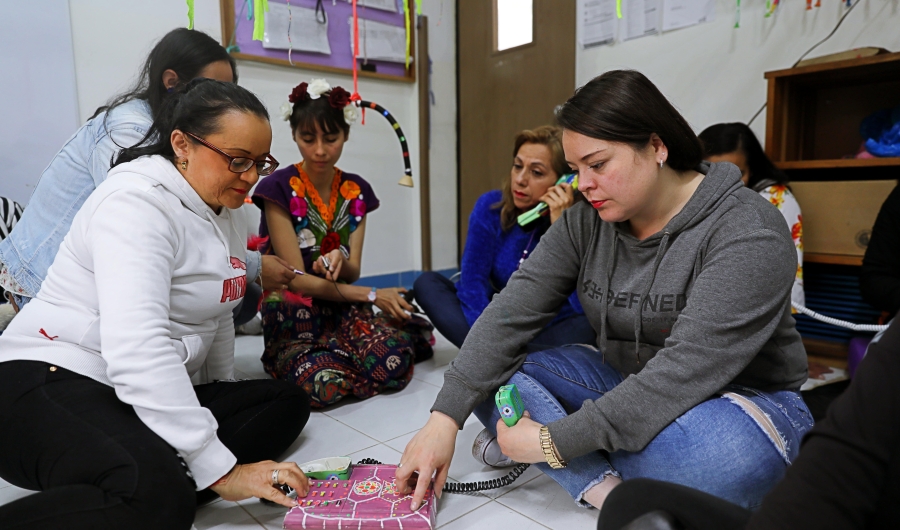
[261,298,434,408]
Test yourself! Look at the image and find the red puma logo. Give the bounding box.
[230,257,246,270]
[39,328,58,340]
[220,276,247,303]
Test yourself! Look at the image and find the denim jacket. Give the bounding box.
[0,99,260,298]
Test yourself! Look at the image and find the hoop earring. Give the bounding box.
[181,160,188,171]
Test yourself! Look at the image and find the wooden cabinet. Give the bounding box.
[765,52,900,266]
[765,51,900,175]
[764,52,900,360]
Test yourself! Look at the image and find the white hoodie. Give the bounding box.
[0,155,250,489]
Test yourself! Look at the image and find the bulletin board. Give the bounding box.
[219,0,415,83]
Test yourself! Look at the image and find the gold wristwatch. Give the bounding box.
[539,425,567,469]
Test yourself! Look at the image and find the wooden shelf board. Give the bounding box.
[765,51,900,80]
[804,253,863,266]
[807,354,848,371]
[802,338,848,360]
[776,158,900,170]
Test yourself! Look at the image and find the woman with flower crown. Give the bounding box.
[251,79,433,408]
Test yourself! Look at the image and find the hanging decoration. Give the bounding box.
[350,0,364,123]
[246,0,254,20]
[415,0,422,15]
[616,0,623,19]
[355,100,414,187]
[287,0,294,64]
[403,0,412,68]
[734,0,740,28]
[252,0,269,41]
[764,0,779,18]
[186,0,195,29]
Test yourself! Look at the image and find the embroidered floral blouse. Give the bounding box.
[759,184,805,309]
[252,164,379,273]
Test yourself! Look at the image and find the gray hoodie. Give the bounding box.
[432,162,808,461]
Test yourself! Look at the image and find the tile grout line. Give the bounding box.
[237,502,271,530]
[322,412,420,445]
[317,411,386,444]
[433,496,493,529]
[411,376,443,389]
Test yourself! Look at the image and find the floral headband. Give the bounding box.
[281,78,358,125]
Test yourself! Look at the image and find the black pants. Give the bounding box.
[413,271,597,350]
[597,478,752,530]
[0,360,310,530]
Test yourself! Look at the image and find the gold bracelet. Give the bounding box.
[539,425,566,469]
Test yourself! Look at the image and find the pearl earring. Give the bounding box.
[181,160,188,171]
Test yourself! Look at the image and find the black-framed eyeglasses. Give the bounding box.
[185,132,279,176]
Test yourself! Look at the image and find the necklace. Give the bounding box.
[517,228,539,270]
[296,164,342,229]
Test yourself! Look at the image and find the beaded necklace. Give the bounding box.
[295,163,342,229]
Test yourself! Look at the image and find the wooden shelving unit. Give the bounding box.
[765,51,900,361]
[804,253,863,267]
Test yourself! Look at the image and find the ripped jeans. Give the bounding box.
[473,345,814,509]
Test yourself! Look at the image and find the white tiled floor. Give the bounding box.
[0,331,598,529]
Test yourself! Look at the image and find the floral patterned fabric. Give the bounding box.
[760,184,805,309]
[252,165,434,408]
[254,165,378,272]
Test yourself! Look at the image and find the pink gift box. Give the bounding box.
[283,464,437,529]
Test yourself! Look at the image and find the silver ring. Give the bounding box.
[272,469,281,486]
[397,463,403,468]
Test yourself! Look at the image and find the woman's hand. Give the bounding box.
[261,255,298,290]
[313,250,344,282]
[374,288,414,320]
[209,460,310,508]
[396,411,459,510]
[495,411,545,464]
[541,183,575,224]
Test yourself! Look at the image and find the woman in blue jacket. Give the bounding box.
[414,125,595,351]
[0,28,295,320]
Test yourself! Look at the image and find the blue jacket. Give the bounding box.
[0,99,260,297]
[458,190,582,326]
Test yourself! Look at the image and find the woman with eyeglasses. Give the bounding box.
[250,78,433,408]
[0,28,296,325]
[0,79,311,530]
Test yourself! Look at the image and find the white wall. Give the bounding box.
[577,0,900,144]
[0,0,80,205]
[422,0,458,271]
[66,0,457,276]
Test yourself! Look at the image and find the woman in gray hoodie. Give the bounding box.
[397,70,811,512]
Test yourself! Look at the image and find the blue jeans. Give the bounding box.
[474,345,813,509]
[413,271,596,350]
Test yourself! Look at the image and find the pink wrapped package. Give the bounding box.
[283,464,437,529]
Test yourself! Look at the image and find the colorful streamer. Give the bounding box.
[616,0,622,19]
[403,0,411,68]
[252,0,269,41]
[287,0,293,64]
[735,0,740,28]
[350,0,364,124]
[246,0,254,20]
[415,0,422,15]
[186,0,195,29]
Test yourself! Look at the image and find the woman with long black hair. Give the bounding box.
[0,27,295,320]
[397,71,811,512]
[0,79,311,529]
